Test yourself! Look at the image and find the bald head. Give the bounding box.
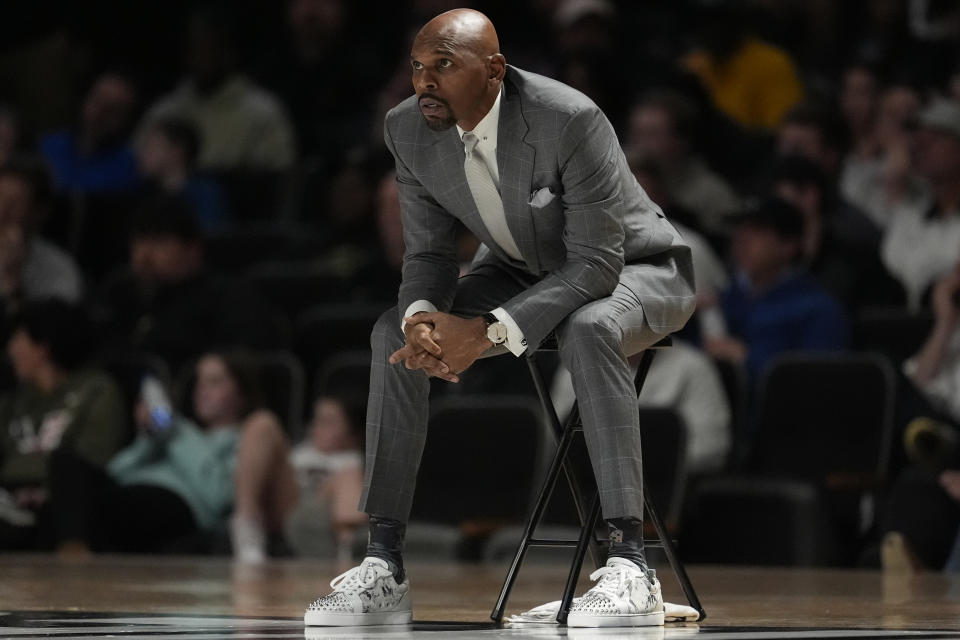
[415,8,500,58]
[410,9,506,132]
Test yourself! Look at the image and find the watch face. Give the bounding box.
[487,322,508,344]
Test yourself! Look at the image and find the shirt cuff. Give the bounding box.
[491,307,528,356]
[402,300,438,332]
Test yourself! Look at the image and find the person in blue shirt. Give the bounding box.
[137,117,226,231]
[39,71,140,194]
[704,196,850,381]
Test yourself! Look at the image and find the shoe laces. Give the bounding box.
[329,560,392,595]
[587,564,634,600]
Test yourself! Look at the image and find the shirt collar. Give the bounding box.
[457,86,502,144]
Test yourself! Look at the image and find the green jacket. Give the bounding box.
[107,417,239,531]
[0,369,126,489]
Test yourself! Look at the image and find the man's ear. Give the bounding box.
[488,53,506,82]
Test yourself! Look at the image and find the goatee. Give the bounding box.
[423,114,457,131]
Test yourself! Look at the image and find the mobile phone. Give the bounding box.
[141,375,173,433]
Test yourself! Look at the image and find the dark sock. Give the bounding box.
[606,517,647,570]
[366,515,406,582]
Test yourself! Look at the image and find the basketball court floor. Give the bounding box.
[1,554,958,639]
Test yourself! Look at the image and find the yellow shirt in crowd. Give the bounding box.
[684,37,804,132]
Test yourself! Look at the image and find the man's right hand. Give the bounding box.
[388,317,460,383]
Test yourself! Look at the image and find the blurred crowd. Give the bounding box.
[1,0,960,570]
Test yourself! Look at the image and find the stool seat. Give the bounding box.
[490,334,705,625]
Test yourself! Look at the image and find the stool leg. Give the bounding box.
[557,492,603,624]
[644,483,706,620]
[635,347,707,619]
[633,349,656,396]
[490,412,578,623]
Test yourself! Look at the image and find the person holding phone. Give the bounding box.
[53,351,297,561]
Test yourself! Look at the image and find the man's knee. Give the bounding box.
[562,304,621,345]
[371,307,403,352]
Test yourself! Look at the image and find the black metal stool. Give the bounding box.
[490,335,706,624]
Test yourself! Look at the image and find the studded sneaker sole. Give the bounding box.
[304,600,412,627]
[567,608,665,627]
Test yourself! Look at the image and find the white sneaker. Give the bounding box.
[230,515,267,565]
[304,557,412,626]
[567,557,664,627]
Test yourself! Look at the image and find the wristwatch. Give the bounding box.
[483,312,508,345]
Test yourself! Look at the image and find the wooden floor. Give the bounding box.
[1,554,959,638]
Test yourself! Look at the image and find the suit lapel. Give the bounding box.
[422,127,493,245]
[497,72,540,273]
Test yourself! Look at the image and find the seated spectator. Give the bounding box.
[254,0,380,164]
[838,62,881,167]
[349,169,403,302]
[39,71,140,194]
[0,300,126,551]
[704,197,849,381]
[0,158,83,326]
[882,99,960,310]
[137,117,226,231]
[683,3,804,132]
[777,101,847,180]
[842,82,929,230]
[287,392,366,559]
[138,6,295,172]
[0,103,25,168]
[879,455,960,573]
[771,154,903,310]
[881,263,960,574]
[903,263,960,430]
[625,90,740,236]
[55,351,297,562]
[775,103,892,263]
[90,195,284,370]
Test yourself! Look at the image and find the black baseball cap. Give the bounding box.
[733,196,804,240]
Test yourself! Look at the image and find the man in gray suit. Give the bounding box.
[306,8,695,628]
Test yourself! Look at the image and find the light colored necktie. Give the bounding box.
[462,131,522,260]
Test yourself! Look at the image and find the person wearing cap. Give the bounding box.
[704,196,849,382]
[881,99,960,310]
[771,154,904,312]
[89,195,284,370]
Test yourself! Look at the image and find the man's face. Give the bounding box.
[733,224,797,281]
[288,0,343,42]
[777,124,825,167]
[410,33,489,131]
[0,175,32,229]
[840,68,877,128]
[7,328,47,383]
[137,130,180,178]
[81,74,136,145]
[877,86,920,145]
[629,105,682,163]
[914,128,960,182]
[130,235,200,285]
[775,180,820,220]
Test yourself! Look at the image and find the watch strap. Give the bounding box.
[482,312,499,326]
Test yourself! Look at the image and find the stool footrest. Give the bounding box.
[528,538,601,548]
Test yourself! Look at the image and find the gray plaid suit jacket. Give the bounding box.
[384,65,695,351]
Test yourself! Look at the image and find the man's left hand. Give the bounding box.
[408,312,492,375]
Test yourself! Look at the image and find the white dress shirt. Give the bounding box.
[881,198,960,310]
[403,87,528,356]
